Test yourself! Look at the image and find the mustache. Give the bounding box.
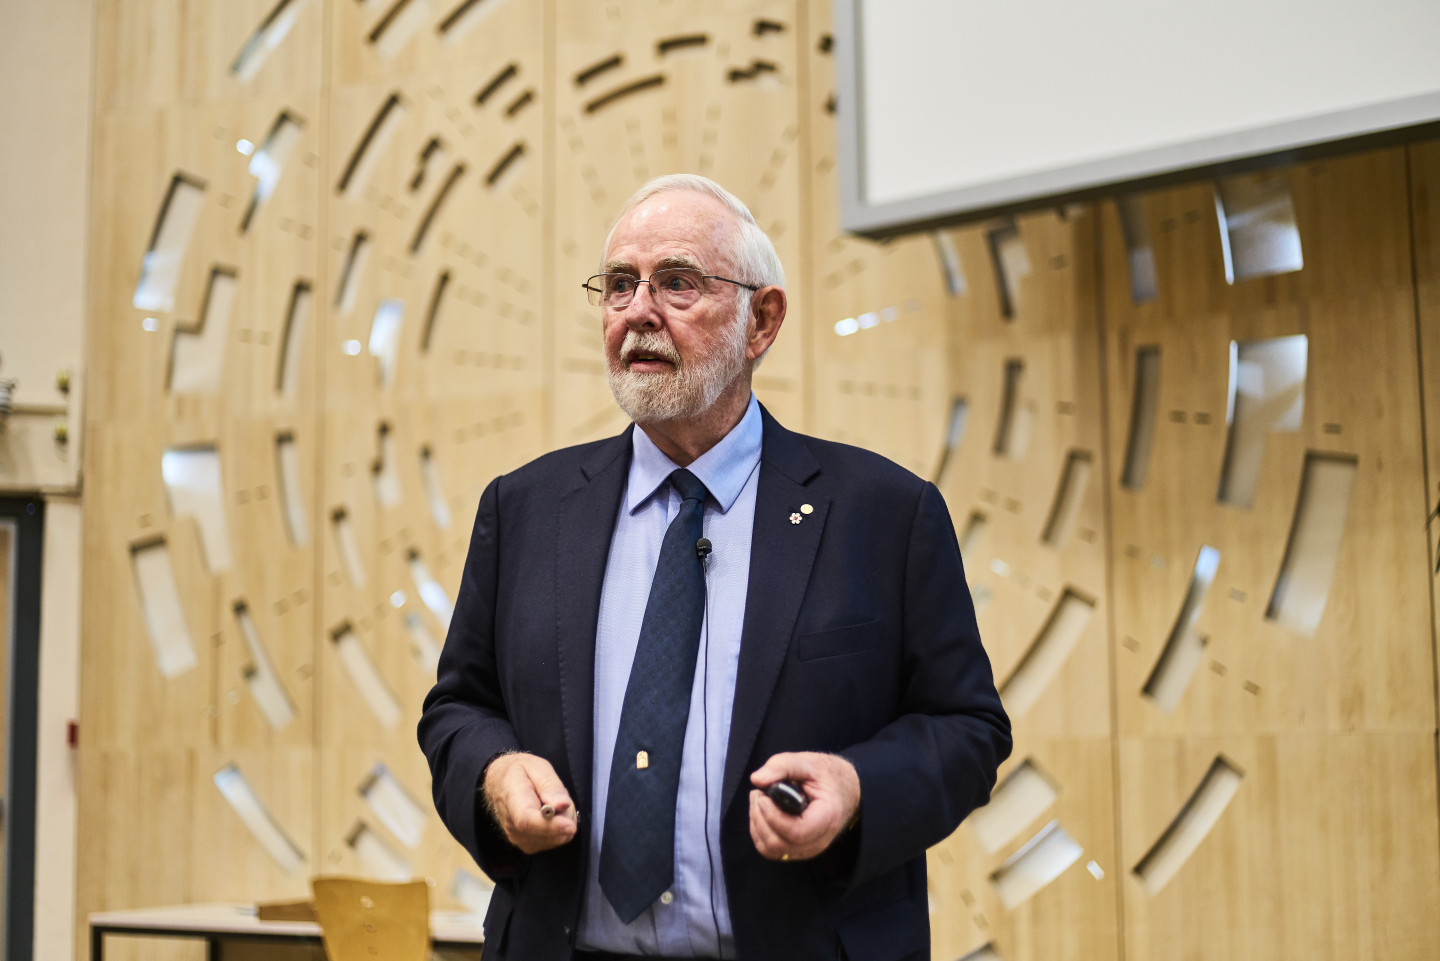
[619,330,682,367]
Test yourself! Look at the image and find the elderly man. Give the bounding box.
[419,175,1010,961]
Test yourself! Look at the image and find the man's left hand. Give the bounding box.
[749,752,860,862]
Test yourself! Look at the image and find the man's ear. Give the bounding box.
[748,286,787,363]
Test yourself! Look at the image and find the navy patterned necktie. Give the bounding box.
[599,468,710,923]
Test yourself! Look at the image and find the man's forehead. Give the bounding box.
[605,191,734,263]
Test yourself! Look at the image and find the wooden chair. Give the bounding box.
[311,876,430,961]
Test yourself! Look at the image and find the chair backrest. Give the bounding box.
[311,876,430,961]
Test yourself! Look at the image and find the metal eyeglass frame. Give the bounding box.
[582,268,760,308]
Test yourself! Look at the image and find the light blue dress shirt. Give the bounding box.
[577,394,762,958]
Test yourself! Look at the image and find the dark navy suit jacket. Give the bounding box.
[418,406,1011,961]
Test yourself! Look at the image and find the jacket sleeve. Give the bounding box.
[839,481,1012,886]
[418,476,526,877]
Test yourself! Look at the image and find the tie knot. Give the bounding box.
[668,468,709,506]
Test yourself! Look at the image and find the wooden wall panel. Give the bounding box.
[924,209,1120,961]
[80,4,327,958]
[317,0,548,903]
[1410,139,1440,774]
[1100,148,1440,961]
[1103,153,1432,739]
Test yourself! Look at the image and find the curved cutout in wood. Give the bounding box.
[345,822,411,879]
[410,163,465,252]
[1041,450,1092,548]
[933,397,968,485]
[1121,346,1161,489]
[359,763,427,848]
[1215,174,1303,284]
[585,75,665,113]
[967,758,1060,854]
[485,143,525,187]
[276,280,312,394]
[475,63,518,105]
[275,433,309,546]
[931,229,966,296]
[574,53,623,87]
[231,0,310,82]
[133,172,207,312]
[330,508,367,587]
[130,538,198,678]
[336,231,371,312]
[1266,452,1357,636]
[337,93,406,197]
[1143,545,1220,712]
[993,359,1031,460]
[161,444,233,572]
[331,624,401,729]
[986,221,1028,319]
[420,445,453,529]
[657,34,708,55]
[169,266,238,395]
[368,299,405,387]
[241,111,305,232]
[1116,194,1158,303]
[368,0,432,61]
[372,422,402,508]
[214,764,306,874]
[408,549,454,630]
[990,820,1082,909]
[1000,589,1095,717]
[505,88,535,118]
[438,0,506,39]
[234,601,297,731]
[1217,335,1307,509]
[1133,755,1244,895]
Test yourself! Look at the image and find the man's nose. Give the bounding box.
[624,281,664,330]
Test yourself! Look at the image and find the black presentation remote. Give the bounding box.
[765,780,810,816]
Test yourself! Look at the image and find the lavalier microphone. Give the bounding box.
[695,537,712,559]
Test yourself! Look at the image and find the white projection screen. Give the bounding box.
[835,0,1440,237]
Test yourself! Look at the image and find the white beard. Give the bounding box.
[607,308,750,424]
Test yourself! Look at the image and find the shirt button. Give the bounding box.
[659,891,674,905]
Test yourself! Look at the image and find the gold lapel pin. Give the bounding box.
[800,504,813,514]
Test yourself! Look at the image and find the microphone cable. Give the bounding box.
[696,534,725,959]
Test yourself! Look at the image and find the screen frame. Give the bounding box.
[834,0,1440,239]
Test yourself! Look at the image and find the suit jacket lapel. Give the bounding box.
[722,408,826,814]
[554,427,633,817]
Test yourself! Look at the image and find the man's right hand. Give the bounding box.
[482,753,578,854]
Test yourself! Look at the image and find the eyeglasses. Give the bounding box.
[582,268,759,308]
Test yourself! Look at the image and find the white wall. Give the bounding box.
[0,0,93,492]
[0,2,94,958]
[35,497,81,961]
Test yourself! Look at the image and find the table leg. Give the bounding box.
[207,935,220,961]
[90,928,103,961]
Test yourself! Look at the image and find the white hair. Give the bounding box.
[600,174,786,290]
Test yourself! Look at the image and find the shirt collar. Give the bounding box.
[626,394,762,515]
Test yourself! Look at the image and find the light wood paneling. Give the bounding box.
[1410,139,1440,762]
[1100,148,1440,961]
